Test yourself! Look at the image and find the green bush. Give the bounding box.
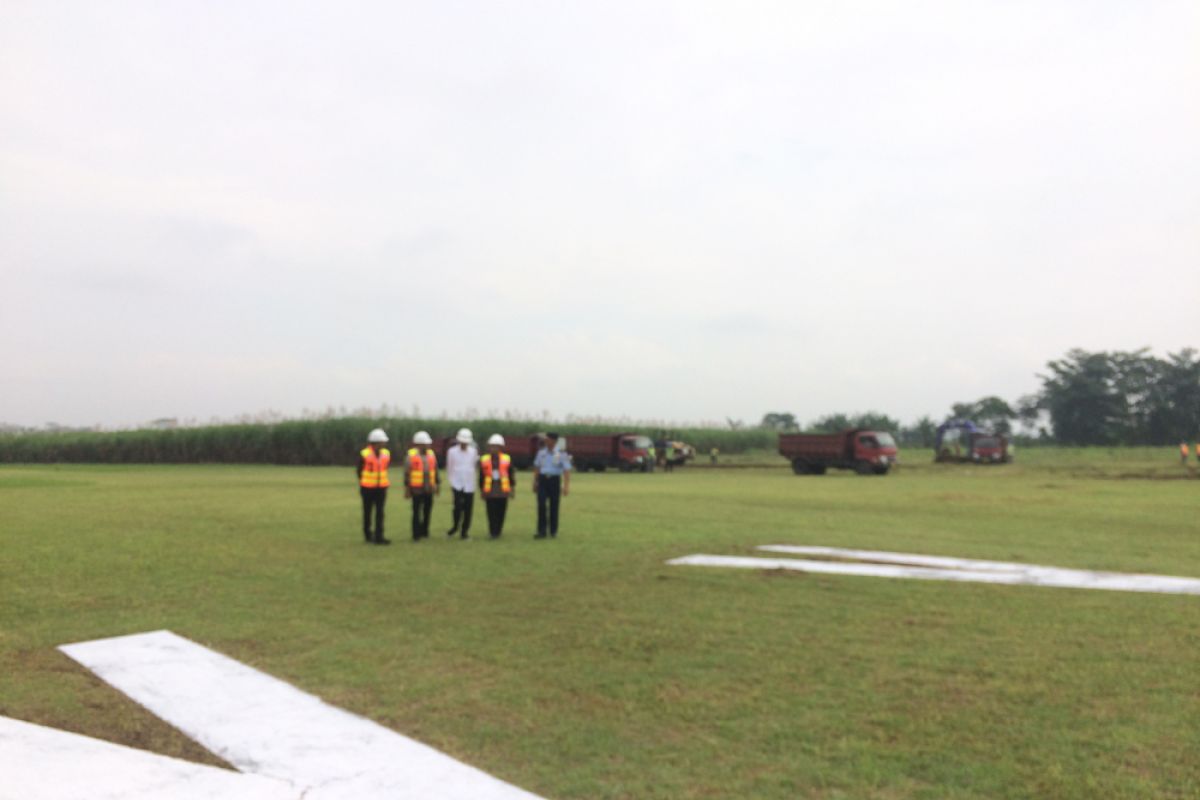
[0,418,778,464]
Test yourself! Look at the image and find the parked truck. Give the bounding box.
[779,429,899,475]
[934,420,1012,464]
[569,433,656,472]
[654,438,696,467]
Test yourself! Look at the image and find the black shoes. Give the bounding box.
[534,533,547,539]
[446,528,457,537]
[376,537,392,545]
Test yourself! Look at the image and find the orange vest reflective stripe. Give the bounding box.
[359,447,391,488]
[480,453,512,498]
[407,448,438,491]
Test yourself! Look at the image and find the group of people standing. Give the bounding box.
[356,427,572,544]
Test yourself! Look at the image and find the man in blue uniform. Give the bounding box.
[532,432,571,539]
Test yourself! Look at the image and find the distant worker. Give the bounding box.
[405,431,440,541]
[357,428,392,545]
[533,432,571,539]
[1182,441,1190,465]
[480,434,517,538]
[445,428,478,539]
[710,447,719,465]
[664,441,675,473]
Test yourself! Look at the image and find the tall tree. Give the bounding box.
[1038,349,1125,445]
[810,412,900,433]
[948,397,1017,434]
[760,412,799,431]
[901,416,937,447]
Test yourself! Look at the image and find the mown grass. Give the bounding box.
[1,450,1198,798]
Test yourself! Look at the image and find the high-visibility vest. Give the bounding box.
[480,453,512,498]
[407,448,438,492]
[359,447,391,488]
[1183,443,1190,457]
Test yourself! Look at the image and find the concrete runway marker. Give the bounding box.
[1,630,546,800]
[667,546,1200,595]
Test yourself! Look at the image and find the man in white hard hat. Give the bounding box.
[356,428,392,545]
[404,430,440,540]
[445,427,478,539]
[479,434,517,538]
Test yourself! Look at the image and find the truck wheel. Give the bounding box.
[594,465,606,473]
[873,466,890,475]
[791,459,809,475]
[855,461,875,475]
[811,465,827,475]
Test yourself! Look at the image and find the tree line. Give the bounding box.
[761,347,1200,447]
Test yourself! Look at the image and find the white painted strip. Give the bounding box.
[58,630,546,800]
[756,545,1200,594]
[667,554,1200,595]
[0,714,295,800]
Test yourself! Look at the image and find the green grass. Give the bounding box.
[2,450,1198,798]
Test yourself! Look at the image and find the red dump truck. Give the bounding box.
[568,433,655,472]
[779,429,899,475]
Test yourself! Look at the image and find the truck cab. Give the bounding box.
[618,435,655,472]
[852,431,899,474]
[970,434,1009,464]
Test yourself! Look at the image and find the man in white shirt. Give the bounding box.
[445,427,479,539]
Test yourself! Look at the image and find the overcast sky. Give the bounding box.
[3,1,1197,429]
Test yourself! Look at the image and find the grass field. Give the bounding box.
[2,450,1198,798]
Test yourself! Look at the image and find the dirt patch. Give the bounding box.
[2,648,232,769]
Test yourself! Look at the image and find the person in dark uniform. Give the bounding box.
[479,434,516,538]
[532,432,571,539]
[404,430,440,540]
[356,428,391,545]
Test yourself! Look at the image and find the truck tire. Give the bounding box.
[811,465,827,475]
[855,461,875,475]
[791,459,809,475]
[873,466,890,475]
[594,464,606,473]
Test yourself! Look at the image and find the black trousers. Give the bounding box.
[450,489,474,536]
[537,476,561,536]
[411,492,433,540]
[485,497,509,538]
[360,487,387,541]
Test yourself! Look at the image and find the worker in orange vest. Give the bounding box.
[1182,441,1190,465]
[479,434,517,538]
[405,430,440,541]
[356,428,392,545]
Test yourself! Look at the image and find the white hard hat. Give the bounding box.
[487,433,505,446]
[456,427,474,444]
[367,428,388,443]
[412,430,433,445]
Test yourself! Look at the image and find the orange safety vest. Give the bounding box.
[359,447,391,488]
[1183,443,1190,457]
[407,448,438,492]
[480,452,512,498]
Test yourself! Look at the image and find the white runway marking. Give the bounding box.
[44,630,545,800]
[666,546,1200,595]
[0,714,294,800]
